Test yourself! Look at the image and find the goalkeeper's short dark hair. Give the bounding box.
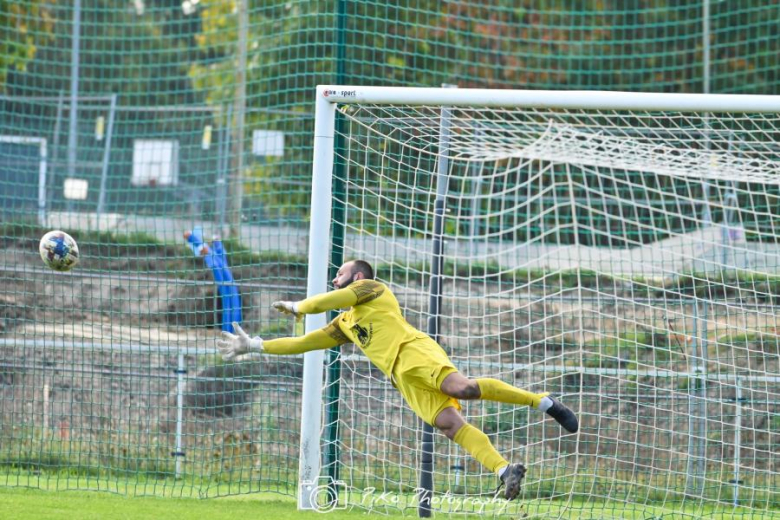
[352,260,375,280]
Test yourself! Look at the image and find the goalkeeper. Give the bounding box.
[217,260,578,501]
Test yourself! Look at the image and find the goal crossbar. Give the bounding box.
[319,85,780,113]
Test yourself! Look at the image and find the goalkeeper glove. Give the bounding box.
[272,300,301,320]
[216,322,263,361]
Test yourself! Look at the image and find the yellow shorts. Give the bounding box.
[391,335,461,426]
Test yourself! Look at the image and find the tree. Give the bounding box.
[0,0,54,91]
[5,0,201,106]
[187,0,780,220]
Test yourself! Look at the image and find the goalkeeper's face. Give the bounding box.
[332,262,360,289]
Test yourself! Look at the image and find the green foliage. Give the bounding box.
[181,1,780,222]
[374,260,619,292]
[5,1,780,226]
[661,271,780,303]
[582,330,674,369]
[0,223,167,253]
[217,237,306,267]
[0,223,306,282]
[715,332,780,370]
[4,0,200,104]
[0,428,176,479]
[0,0,53,90]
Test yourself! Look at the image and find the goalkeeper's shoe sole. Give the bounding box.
[499,463,526,501]
[546,396,579,433]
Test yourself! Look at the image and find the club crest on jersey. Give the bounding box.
[351,322,373,347]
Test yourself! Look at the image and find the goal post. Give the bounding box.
[301,85,780,516]
[298,91,336,509]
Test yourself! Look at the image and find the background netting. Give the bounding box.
[324,102,779,516]
[0,0,779,515]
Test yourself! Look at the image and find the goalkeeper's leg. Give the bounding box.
[434,407,525,500]
[440,372,578,433]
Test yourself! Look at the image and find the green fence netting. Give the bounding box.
[1,0,779,512]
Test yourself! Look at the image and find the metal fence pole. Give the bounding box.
[228,0,248,239]
[420,84,455,518]
[96,94,117,216]
[67,0,81,183]
[173,353,187,478]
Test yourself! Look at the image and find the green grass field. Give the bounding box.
[1,469,776,520]
[0,487,369,520]
[2,485,776,520]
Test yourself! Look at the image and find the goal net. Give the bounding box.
[303,88,780,518]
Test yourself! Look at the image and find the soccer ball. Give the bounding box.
[39,230,80,272]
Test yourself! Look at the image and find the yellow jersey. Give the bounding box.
[315,280,426,378]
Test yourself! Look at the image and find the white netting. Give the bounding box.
[343,104,780,181]
[319,102,779,518]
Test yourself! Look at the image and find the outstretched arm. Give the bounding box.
[273,280,385,317]
[216,321,345,361]
[263,328,340,355]
[273,287,358,317]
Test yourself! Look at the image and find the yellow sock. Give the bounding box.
[452,423,508,474]
[476,378,548,408]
